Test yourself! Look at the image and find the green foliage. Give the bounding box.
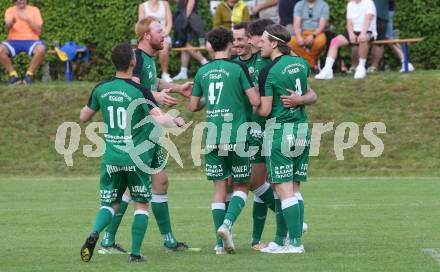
[0,0,438,82]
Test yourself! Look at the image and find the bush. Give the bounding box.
[0,0,438,82]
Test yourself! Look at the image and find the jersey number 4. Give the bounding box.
[295,78,303,96]
[107,106,126,129]
[208,82,224,105]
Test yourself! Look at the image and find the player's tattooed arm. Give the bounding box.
[280,86,318,108]
[79,106,96,123]
[189,96,205,112]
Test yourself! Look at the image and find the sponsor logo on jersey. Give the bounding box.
[109,96,123,102]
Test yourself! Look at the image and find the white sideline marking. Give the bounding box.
[423,248,440,266]
[310,176,439,181]
[1,176,438,182]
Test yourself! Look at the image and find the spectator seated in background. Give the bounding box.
[0,0,46,85]
[139,0,174,83]
[278,0,300,33]
[249,0,279,22]
[315,0,377,80]
[172,0,208,81]
[367,0,414,73]
[213,0,250,30]
[289,0,329,71]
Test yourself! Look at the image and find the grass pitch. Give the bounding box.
[1,176,439,272]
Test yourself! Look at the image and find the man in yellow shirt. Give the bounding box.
[213,0,250,30]
[0,0,46,85]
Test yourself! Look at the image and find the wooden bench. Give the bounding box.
[371,37,424,73]
[171,46,206,52]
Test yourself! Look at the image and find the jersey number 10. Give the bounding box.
[208,82,224,105]
[107,106,127,129]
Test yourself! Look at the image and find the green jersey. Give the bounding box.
[233,53,271,85]
[192,59,254,145]
[259,54,310,125]
[87,77,158,165]
[133,49,158,92]
[233,52,271,126]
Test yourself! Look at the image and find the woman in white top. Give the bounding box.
[139,0,173,83]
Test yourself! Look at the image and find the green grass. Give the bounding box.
[0,176,439,271]
[1,72,439,271]
[0,70,439,176]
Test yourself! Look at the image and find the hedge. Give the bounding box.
[0,0,438,81]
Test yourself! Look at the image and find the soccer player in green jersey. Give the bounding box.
[247,19,276,54]
[257,24,317,254]
[79,43,185,262]
[190,27,261,255]
[99,16,191,253]
[232,22,275,251]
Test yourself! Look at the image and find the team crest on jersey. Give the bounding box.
[149,72,153,79]
[248,66,255,75]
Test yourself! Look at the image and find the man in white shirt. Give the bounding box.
[315,0,376,80]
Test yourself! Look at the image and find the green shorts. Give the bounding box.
[249,128,265,164]
[99,164,152,206]
[150,143,166,170]
[205,142,251,183]
[265,124,310,183]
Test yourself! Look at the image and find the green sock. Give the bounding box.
[151,194,176,247]
[295,192,304,234]
[251,197,267,245]
[131,211,149,256]
[281,197,302,246]
[274,198,287,246]
[92,207,114,233]
[212,203,226,247]
[253,182,275,212]
[223,191,247,230]
[101,198,130,246]
[225,193,231,211]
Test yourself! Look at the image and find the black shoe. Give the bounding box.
[80,232,99,262]
[8,76,20,85]
[23,75,33,85]
[164,241,189,252]
[97,243,128,254]
[128,254,147,262]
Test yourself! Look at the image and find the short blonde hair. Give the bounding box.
[135,16,160,40]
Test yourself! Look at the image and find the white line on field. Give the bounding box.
[311,176,440,181]
[423,248,440,266]
[1,176,438,182]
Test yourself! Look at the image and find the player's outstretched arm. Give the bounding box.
[159,79,193,98]
[133,76,178,106]
[257,96,273,117]
[280,86,318,108]
[189,96,205,112]
[153,89,178,107]
[245,87,261,107]
[149,107,186,128]
[79,106,96,123]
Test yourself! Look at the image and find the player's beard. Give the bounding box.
[236,45,251,57]
[152,39,164,51]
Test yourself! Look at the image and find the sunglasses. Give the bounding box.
[308,8,313,19]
